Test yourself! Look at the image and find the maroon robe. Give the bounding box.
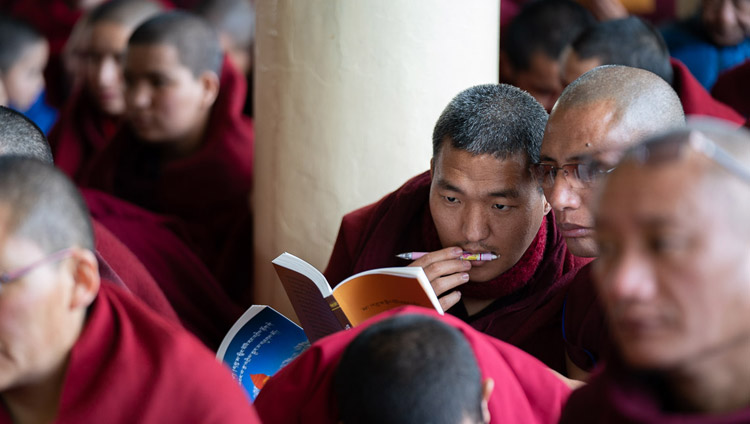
[711,59,750,119]
[49,88,120,181]
[671,58,745,125]
[0,282,259,424]
[324,171,589,373]
[83,188,244,349]
[561,356,750,423]
[255,306,572,424]
[80,57,254,303]
[91,219,179,324]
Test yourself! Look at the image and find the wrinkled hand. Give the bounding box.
[408,247,471,311]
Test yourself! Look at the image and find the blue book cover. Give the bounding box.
[216,305,310,401]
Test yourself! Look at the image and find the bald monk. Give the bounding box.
[255,307,572,424]
[325,84,587,373]
[1,105,243,348]
[537,65,685,379]
[0,157,258,423]
[560,17,745,125]
[81,11,254,303]
[560,122,750,422]
[49,0,163,180]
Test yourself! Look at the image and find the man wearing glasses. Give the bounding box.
[560,123,750,422]
[533,65,686,378]
[0,157,259,423]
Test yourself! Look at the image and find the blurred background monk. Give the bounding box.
[561,122,750,422]
[0,156,259,423]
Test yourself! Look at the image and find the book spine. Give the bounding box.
[325,295,352,330]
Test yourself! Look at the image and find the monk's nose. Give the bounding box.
[548,172,581,213]
[462,205,491,242]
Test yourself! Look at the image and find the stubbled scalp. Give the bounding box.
[0,106,53,164]
[87,0,164,29]
[553,65,685,139]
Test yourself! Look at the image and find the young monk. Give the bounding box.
[81,11,254,303]
[0,157,259,423]
[255,307,572,424]
[559,17,745,125]
[536,65,685,379]
[560,123,750,422]
[324,84,588,373]
[49,0,163,180]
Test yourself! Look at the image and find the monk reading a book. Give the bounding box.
[325,84,588,373]
[560,122,750,423]
[0,157,259,423]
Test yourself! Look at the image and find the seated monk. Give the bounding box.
[559,16,745,125]
[2,105,243,348]
[0,157,259,423]
[49,0,163,180]
[80,11,254,303]
[324,84,588,373]
[255,307,573,424]
[537,66,686,379]
[560,122,750,422]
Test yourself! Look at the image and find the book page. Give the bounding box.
[333,268,443,326]
[272,263,346,342]
[216,306,310,401]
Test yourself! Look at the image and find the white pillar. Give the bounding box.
[254,0,500,319]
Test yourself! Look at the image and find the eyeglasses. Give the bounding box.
[530,161,615,189]
[626,130,750,184]
[0,248,73,288]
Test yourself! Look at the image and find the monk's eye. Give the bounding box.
[647,234,686,255]
[492,204,508,211]
[443,196,458,204]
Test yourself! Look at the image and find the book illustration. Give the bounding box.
[272,252,443,343]
[216,305,310,401]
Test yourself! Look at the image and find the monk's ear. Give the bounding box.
[480,377,494,424]
[67,247,100,310]
[429,157,435,180]
[198,70,220,110]
[542,195,552,215]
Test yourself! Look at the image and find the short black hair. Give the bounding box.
[128,11,222,77]
[87,0,163,28]
[433,84,548,164]
[0,157,94,253]
[0,16,44,73]
[194,0,255,50]
[571,17,674,85]
[0,106,53,164]
[335,314,484,424]
[504,0,595,70]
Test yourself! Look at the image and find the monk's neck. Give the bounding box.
[2,355,70,424]
[664,339,750,414]
[161,113,211,161]
[462,297,497,317]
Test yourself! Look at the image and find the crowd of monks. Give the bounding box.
[0,0,749,423]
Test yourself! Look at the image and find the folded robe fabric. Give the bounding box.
[83,188,245,349]
[560,355,750,423]
[255,306,572,424]
[49,88,120,181]
[80,56,254,304]
[0,282,259,424]
[323,171,589,373]
[91,218,179,324]
[670,58,745,125]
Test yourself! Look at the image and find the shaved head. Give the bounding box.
[128,11,222,77]
[0,106,53,164]
[87,0,163,28]
[194,0,255,50]
[554,65,684,137]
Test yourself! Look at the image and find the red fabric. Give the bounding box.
[255,306,572,424]
[91,218,179,324]
[671,58,745,125]
[562,261,612,371]
[0,282,259,424]
[83,188,245,349]
[711,59,750,119]
[323,171,590,373]
[49,88,120,180]
[561,356,750,423]
[80,56,254,303]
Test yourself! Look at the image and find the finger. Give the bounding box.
[409,246,463,268]
[439,290,462,311]
[431,270,470,297]
[422,258,471,283]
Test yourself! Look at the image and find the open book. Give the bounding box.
[272,252,443,343]
[216,305,310,401]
